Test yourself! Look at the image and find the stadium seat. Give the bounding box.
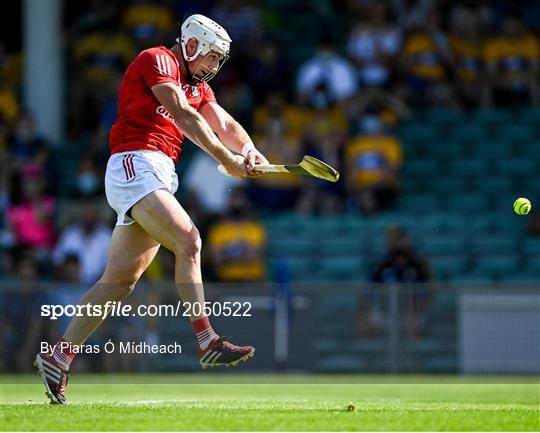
[495,159,537,178]
[516,141,540,160]
[421,213,467,233]
[430,256,468,280]
[517,107,540,123]
[426,177,466,194]
[419,236,466,255]
[470,237,517,254]
[471,255,520,278]
[444,194,489,213]
[463,213,516,234]
[523,238,540,255]
[423,141,465,160]
[316,256,365,281]
[470,141,513,159]
[424,108,466,126]
[403,159,441,178]
[317,237,362,255]
[471,177,514,194]
[400,194,440,212]
[495,124,536,143]
[264,215,302,234]
[523,253,540,268]
[447,159,490,177]
[447,124,487,142]
[471,108,512,126]
[398,125,439,143]
[268,237,315,256]
[402,177,422,192]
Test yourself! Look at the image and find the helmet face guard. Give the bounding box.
[191,46,229,82]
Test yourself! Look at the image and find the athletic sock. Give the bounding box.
[192,316,219,350]
[51,337,77,370]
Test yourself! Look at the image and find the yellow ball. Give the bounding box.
[513,197,531,215]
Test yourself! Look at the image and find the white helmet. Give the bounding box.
[177,14,231,81]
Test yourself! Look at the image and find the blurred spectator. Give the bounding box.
[399,11,456,106]
[296,99,348,215]
[2,255,48,372]
[51,254,86,334]
[357,227,433,339]
[74,158,103,198]
[344,91,404,214]
[528,212,540,237]
[254,93,308,142]
[207,187,266,282]
[52,201,112,285]
[210,0,263,50]
[8,113,50,173]
[348,2,401,88]
[74,27,133,84]
[448,5,489,106]
[372,227,432,284]
[215,75,255,128]
[6,174,55,257]
[296,38,358,105]
[184,152,241,215]
[122,0,174,51]
[484,11,540,106]
[0,81,19,125]
[247,109,303,211]
[0,44,23,89]
[71,23,134,134]
[246,40,291,102]
[88,71,122,167]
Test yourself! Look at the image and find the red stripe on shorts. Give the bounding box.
[128,155,135,178]
[122,155,130,180]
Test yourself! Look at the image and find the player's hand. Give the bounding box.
[245,149,269,178]
[221,154,248,179]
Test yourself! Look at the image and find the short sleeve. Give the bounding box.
[138,49,179,88]
[201,83,217,105]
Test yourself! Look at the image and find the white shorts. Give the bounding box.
[105,150,178,226]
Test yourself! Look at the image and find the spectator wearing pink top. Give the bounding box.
[6,174,55,252]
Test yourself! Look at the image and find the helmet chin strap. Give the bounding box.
[181,53,196,84]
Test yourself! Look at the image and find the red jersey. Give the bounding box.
[109,46,216,162]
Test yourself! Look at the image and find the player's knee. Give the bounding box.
[173,226,201,259]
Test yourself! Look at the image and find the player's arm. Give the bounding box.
[151,82,247,179]
[199,101,269,175]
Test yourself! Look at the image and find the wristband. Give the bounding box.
[241,142,256,157]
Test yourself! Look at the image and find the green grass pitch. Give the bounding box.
[1,374,539,431]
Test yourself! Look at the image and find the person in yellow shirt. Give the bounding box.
[448,7,487,106]
[400,12,455,106]
[249,103,304,210]
[207,187,266,282]
[344,98,403,214]
[122,0,174,50]
[484,12,539,105]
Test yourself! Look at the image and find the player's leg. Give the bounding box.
[131,188,254,368]
[131,189,205,317]
[63,222,160,345]
[35,223,159,404]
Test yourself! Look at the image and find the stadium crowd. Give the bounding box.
[1,0,540,370]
